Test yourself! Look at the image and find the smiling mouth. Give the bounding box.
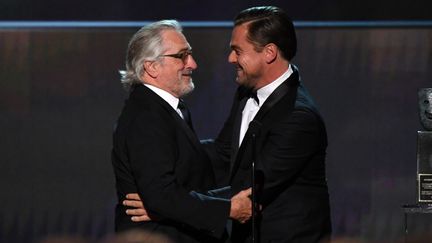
[425,111,432,119]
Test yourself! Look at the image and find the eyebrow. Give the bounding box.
[176,47,191,53]
[230,44,241,51]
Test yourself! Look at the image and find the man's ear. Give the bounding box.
[263,43,278,63]
[143,60,158,78]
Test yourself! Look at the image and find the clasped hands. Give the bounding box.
[123,188,253,224]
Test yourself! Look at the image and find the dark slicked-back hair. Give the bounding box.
[234,6,297,61]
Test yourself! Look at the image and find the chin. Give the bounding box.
[235,76,245,85]
[188,80,195,90]
[180,82,195,97]
[237,78,254,88]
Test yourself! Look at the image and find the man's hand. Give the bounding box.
[123,193,151,222]
[230,188,252,223]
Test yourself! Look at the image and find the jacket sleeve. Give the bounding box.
[206,186,233,199]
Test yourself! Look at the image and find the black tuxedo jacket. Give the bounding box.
[215,66,331,242]
[111,84,230,242]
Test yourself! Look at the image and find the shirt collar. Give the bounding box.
[256,64,293,106]
[144,84,179,111]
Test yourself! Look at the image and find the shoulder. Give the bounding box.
[290,107,321,126]
[117,96,174,136]
[272,101,324,133]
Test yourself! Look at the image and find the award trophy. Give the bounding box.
[402,89,432,240]
[417,88,432,204]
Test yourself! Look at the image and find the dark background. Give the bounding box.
[1,1,432,242]
[1,0,432,21]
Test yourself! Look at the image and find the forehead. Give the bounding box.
[230,23,257,52]
[230,24,249,44]
[161,29,190,51]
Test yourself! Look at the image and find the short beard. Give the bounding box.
[178,80,195,97]
[236,74,258,89]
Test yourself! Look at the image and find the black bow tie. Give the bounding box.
[248,90,259,105]
[178,100,195,131]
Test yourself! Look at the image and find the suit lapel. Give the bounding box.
[169,107,202,150]
[230,96,248,167]
[254,67,299,122]
[134,85,203,151]
[229,66,300,181]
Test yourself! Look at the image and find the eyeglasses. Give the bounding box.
[159,50,193,63]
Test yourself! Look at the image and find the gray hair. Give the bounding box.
[119,20,182,89]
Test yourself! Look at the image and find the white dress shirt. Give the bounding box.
[144,84,184,119]
[238,65,293,146]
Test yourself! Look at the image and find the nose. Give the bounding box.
[186,54,198,70]
[228,50,237,64]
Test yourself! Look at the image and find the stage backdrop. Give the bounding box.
[1,25,432,242]
[1,0,431,20]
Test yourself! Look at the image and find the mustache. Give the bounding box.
[182,70,193,75]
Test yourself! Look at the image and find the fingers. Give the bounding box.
[230,188,262,224]
[126,208,147,216]
[233,187,252,199]
[123,199,144,208]
[126,193,141,200]
[127,208,150,222]
[131,215,151,222]
[238,214,251,224]
[241,187,252,196]
[125,204,151,222]
[122,193,151,222]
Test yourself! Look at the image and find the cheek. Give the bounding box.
[237,56,249,69]
[240,56,260,71]
[176,67,185,76]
